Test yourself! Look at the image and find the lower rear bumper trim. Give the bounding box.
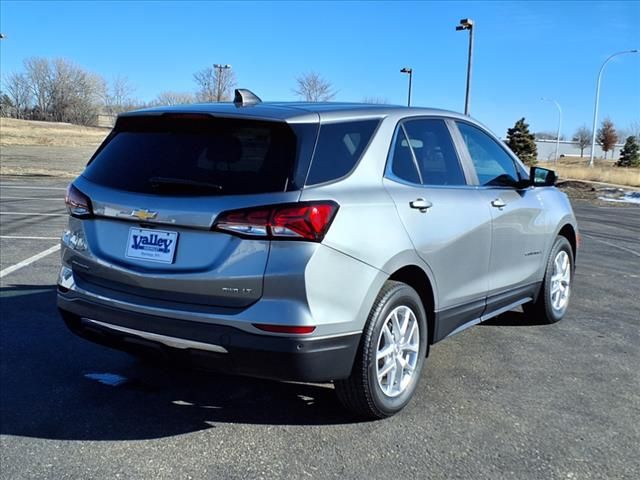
[82,318,229,354]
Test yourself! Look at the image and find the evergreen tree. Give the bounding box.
[506,118,538,166]
[617,136,640,167]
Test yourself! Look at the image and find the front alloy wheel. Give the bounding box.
[523,235,574,324]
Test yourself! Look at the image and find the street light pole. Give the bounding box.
[589,49,638,167]
[400,67,413,106]
[541,97,562,164]
[213,63,232,102]
[456,18,474,115]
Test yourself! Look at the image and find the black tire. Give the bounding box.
[523,236,574,324]
[335,280,428,419]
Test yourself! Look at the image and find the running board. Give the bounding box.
[82,318,229,354]
[446,297,532,338]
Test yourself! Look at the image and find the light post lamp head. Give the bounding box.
[456,18,474,31]
[400,67,412,74]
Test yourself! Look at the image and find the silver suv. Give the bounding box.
[58,90,578,418]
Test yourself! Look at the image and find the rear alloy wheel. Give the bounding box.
[335,281,427,419]
[524,236,574,324]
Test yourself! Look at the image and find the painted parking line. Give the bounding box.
[583,234,640,258]
[0,236,61,240]
[0,212,67,216]
[0,185,67,190]
[0,196,64,200]
[0,244,61,279]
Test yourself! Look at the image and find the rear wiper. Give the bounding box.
[148,177,223,193]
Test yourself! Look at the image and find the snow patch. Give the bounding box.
[598,191,640,205]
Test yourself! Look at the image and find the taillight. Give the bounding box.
[253,324,316,334]
[65,184,93,218]
[214,201,338,242]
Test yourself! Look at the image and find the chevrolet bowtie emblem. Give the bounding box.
[130,209,158,221]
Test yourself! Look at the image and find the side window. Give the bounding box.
[390,127,421,184]
[456,122,520,186]
[403,119,466,185]
[306,120,379,185]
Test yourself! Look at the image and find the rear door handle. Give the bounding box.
[491,198,507,208]
[410,198,432,212]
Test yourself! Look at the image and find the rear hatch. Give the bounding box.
[71,113,317,308]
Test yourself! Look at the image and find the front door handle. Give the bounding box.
[491,198,507,208]
[410,198,432,212]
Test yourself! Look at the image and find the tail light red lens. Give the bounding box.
[253,324,316,334]
[214,201,338,242]
[65,184,93,218]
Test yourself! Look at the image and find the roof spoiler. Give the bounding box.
[234,89,262,106]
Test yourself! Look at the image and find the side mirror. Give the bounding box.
[530,166,557,187]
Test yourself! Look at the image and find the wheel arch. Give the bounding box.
[388,265,436,347]
[557,223,578,262]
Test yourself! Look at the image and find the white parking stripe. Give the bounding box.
[583,234,640,258]
[0,244,61,279]
[0,236,61,240]
[0,185,67,190]
[0,196,64,200]
[0,212,66,216]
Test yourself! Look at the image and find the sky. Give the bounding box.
[0,0,639,138]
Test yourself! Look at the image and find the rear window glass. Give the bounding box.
[83,115,298,195]
[305,120,380,185]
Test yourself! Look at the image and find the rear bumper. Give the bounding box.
[57,293,360,382]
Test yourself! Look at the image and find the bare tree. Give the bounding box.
[23,57,53,119]
[193,66,236,102]
[596,118,618,159]
[48,58,106,125]
[293,72,336,102]
[0,92,13,117]
[151,91,195,106]
[572,126,591,158]
[362,96,389,104]
[4,72,32,118]
[106,75,137,114]
[620,120,640,140]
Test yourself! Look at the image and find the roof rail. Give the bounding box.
[234,89,262,106]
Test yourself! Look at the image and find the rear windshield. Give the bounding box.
[83,115,299,196]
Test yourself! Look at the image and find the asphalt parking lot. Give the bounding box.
[1,175,638,479]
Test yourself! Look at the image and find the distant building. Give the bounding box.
[95,113,116,128]
[535,139,624,162]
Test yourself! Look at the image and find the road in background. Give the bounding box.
[1,176,638,480]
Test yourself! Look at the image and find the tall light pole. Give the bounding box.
[589,49,638,167]
[541,97,562,163]
[400,67,413,107]
[213,63,232,102]
[456,18,474,116]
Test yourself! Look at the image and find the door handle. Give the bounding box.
[410,198,432,212]
[491,198,507,208]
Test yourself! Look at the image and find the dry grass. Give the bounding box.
[0,117,109,147]
[552,164,640,188]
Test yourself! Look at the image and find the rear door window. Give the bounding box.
[388,118,467,186]
[402,119,466,186]
[390,127,422,184]
[83,115,299,195]
[305,120,380,185]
